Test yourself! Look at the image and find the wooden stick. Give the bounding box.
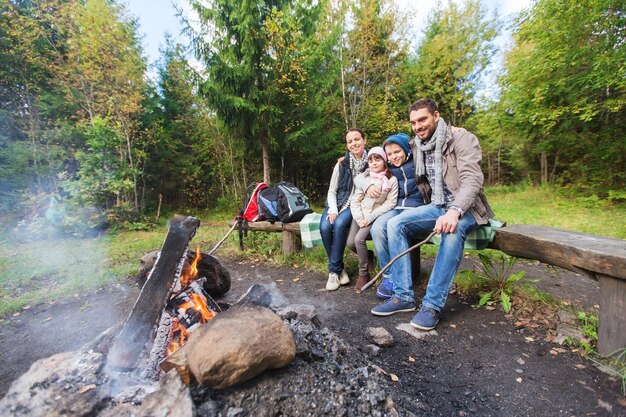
[359,230,437,293]
[208,220,239,255]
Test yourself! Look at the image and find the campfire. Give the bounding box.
[0,215,399,417]
[164,246,221,357]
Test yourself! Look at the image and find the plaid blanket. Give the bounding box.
[300,213,323,248]
[429,218,505,250]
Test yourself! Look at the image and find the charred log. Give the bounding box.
[107,215,200,370]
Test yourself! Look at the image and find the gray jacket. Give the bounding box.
[413,124,494,225]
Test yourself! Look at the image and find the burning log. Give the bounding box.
[136,250,231,298]
[107,215,200,370]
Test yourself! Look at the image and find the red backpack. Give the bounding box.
[241,182,269,222]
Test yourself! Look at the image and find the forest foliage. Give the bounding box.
[0,0,624,234]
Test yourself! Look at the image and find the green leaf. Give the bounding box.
[501,292,512,313]
[478,253,493,273]
[505,270,525,284]
[479,291,493,306]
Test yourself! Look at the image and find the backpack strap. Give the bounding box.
[236,216,248,251]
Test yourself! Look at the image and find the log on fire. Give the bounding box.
[136,250,231,299]
[107,215,200,370]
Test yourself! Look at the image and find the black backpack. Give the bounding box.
[257,186,281,223]
[257,181,312,223]
[275,181,313,223]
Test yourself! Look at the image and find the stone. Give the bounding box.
[396,323,438,340]
[137,370,194,417]
[557,310,578,325]
[0,350,105,417]
[136,250,159,286]
[234,283,287,310]
[366,327,394,347]
[167,306,295,388]
[363,344,383,357]
[276,303,321,326]
[554,323,585,345]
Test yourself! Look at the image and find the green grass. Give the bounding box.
[486,185,625,239]
[0,185,624,317]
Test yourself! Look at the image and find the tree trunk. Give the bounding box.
[497,143,502,184]
[540,152,548,185]
[339,40,349,130]
[262,137,271,184]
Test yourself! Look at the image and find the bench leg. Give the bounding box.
[597,273,626,356]
[410,245,421,287]
[281,231,302,254]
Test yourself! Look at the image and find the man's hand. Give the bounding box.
[326,213,337,225]
[358,218,369,228]
[365,184,382,199]
[434,209,461,234]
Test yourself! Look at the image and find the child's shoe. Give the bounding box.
[354,273,369,292]
[375,277,393,299]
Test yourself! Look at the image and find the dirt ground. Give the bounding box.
[0,253,625,416]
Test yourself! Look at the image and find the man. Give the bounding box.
[370,98,494,330]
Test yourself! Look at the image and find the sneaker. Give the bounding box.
[354,273,370,292]
[375,277,394,299]
[339,269,350,286]
[326,272,340,291]
[371,297,416,316]
[410,306,440,330]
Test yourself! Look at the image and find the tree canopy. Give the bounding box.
[1,0,624,233]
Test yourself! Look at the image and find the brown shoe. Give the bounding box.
[355,273,370,292]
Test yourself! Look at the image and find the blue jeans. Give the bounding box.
[320,207,353,273]
[386,205,478,309]
[370,209,404,279]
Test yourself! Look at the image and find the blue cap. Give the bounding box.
[383,133,411,156]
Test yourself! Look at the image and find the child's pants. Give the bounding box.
[346,220,372,276]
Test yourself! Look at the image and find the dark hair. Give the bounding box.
[409,98,439,116]
[346,127,365,140]
[368,153,393,179]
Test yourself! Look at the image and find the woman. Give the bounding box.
[320,128,368,291]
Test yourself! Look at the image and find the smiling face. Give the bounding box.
[384,143,406,167]
[410,107,440,142]
[368,154,386,173]
[345,130,366,158]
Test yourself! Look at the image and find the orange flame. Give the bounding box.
[190,292,216,323]
[180,245,202,289]
[166,318,190,356]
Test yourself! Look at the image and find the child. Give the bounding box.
[347,147,398,291]
[320,128,369,291]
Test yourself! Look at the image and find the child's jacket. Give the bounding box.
[350,172,399,225]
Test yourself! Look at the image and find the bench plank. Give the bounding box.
[490,224,626,280]
[230,221,302,254]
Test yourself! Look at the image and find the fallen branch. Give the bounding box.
[208,220,239,256]
[359,231,437,293]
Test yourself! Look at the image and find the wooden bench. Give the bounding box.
[488,225,626,356]
[230,220,304,253]
[230,220,626,356]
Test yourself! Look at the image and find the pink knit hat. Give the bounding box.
[368,146,387,162]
